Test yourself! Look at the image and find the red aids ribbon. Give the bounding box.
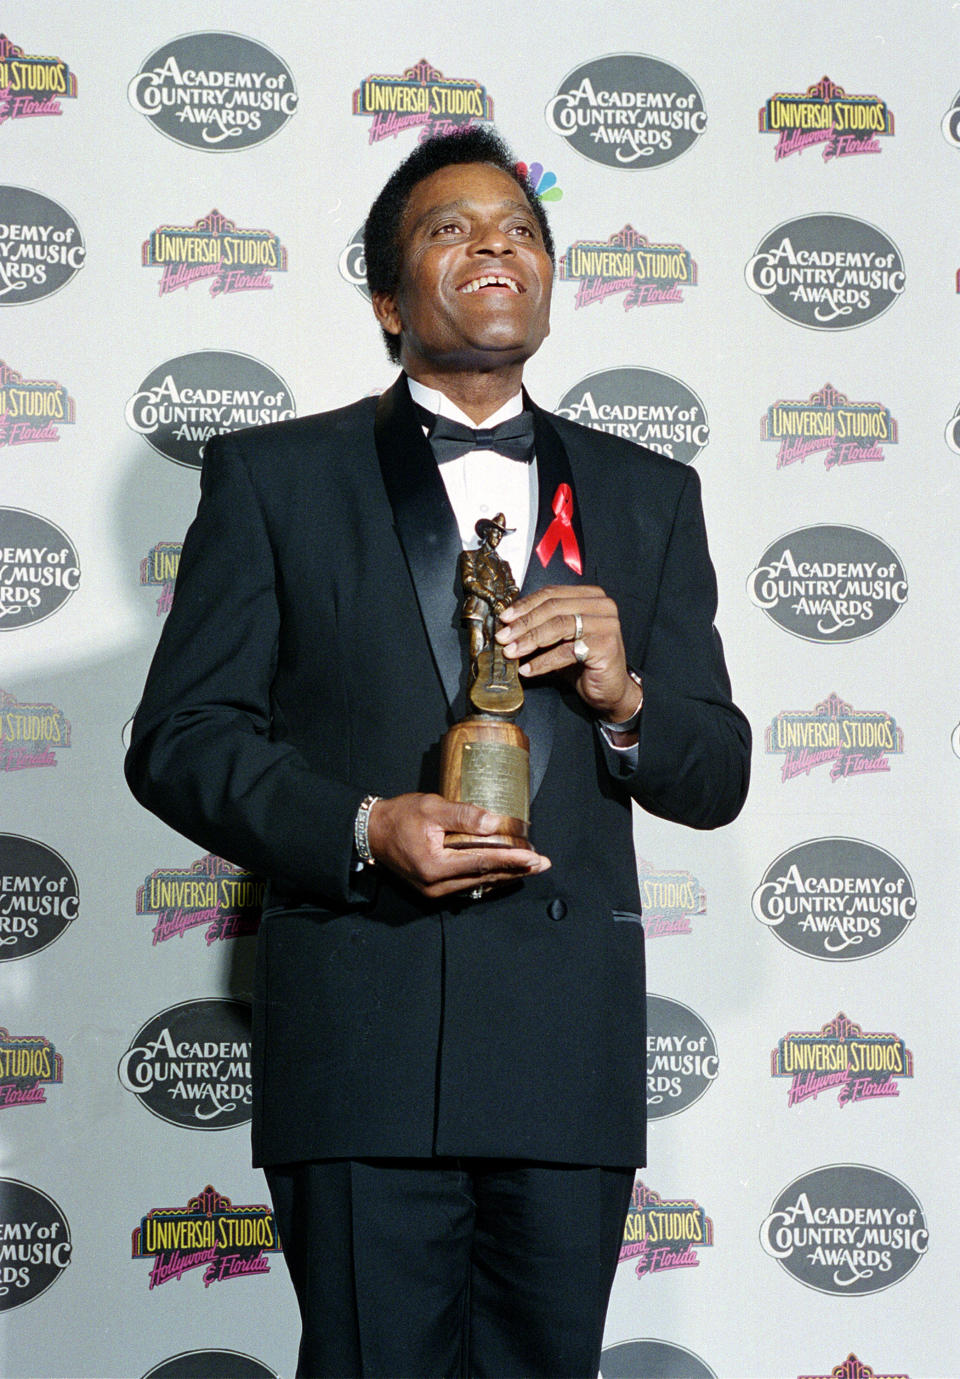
[536,482,582,575]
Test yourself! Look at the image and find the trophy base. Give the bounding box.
[439,716,531,850]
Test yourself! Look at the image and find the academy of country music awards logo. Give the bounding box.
[143,1353,277,1379]
[119,999,252,1130]
[760,1164,927,1295]
[353,58,492,145]
[125,352,295,468]
[799,1358,909,1379]
[0,509,80,628]
[941,88,960,147]
[556,369,708,464]
[0,1026,62,1109]
[771,1012,912,1110]
[0,33,77,124]
[600,1338,716,1379]
[0,1179,72,1310]
[547,55,706,167]
[559,226,696,311]
[764,384,897,471]
[140,542,182,616]
[0,359,75,446]
[0,187,84,304]
[646,996,718,1117]
[759,76,893,162]
[753,838,915,961]
[940,397,960,451]
[636,857,706,937]
[131,1184,280,1290]
[0,689,70,772]
[746,216,905,329]
[136,853,264,946]
[129,34,297,150]
[143,210,287,298]
[747,527,907,642]
[620,1179,713,1280]
[0,834,79,961]
[766,693,903,783]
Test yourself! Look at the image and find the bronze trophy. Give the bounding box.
[439,514,531,849]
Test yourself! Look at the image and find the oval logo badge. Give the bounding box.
[128,34,298,150]
[0,509,80,629]
[556,368,708,463]
[546,55,706,168]
[0,1179,72,1310]
[746,215,904,329]
[747,525,907,641]
[760,1164,927,1294]
[119,999,252,1129]
[0,188,85,305]
[125,351,295,468]
[753,837,915,960]
[600,1339,716,1379]
[143,1355,276,1379]
[0,834,79,961]
[646,994,718,1118]
[338,225,369,301]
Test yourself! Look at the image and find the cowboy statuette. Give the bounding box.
[439,514,531,849]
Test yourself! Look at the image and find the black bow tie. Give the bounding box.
[416,405,535,463]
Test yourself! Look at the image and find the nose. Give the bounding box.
[471,219,513,256]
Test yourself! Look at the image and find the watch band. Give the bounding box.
[599,668,644,734]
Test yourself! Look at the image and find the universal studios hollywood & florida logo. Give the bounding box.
[765,693,903,783]
[353,59,492,145]
[559,226,696,311]
[619,1179,713,1279]
[131,1184,280,1290]
[772,1014,915,1108]
[771,1012,912,1110]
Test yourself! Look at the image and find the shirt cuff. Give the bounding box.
[596,721,640,774]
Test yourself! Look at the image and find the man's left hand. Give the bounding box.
[496,585,642,725]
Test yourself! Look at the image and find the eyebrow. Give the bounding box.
[407,197,537,234]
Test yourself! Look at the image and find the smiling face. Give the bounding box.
[372,162,554,389]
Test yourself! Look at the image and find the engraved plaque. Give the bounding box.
[461,741,530,823]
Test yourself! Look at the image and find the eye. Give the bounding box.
[432,220,464,236]
[508,222,536,238]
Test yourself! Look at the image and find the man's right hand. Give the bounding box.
[366,793,550,899]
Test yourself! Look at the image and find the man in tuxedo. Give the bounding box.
[126,126,750,1378]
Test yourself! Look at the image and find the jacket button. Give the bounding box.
[547,899,567,922]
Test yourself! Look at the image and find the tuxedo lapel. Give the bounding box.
[374,376,463,711]
[520,401,587,800]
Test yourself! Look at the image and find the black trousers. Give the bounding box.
[265,1157,635,1379]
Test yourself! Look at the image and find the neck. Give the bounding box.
[404,363,524,425]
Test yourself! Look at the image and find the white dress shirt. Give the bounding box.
[407,377,537,583]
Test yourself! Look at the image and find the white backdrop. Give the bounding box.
[1,4,958,1377]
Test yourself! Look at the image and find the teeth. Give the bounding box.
[461,275,521,294]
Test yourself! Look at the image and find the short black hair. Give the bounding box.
[364,125,555,362]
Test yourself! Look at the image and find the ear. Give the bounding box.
[372,291,402,338]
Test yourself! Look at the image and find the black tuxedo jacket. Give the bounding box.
[126,375,750,1169]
